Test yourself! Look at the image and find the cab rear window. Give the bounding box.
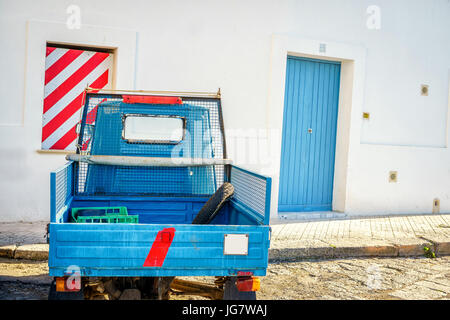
[122,114,185,144]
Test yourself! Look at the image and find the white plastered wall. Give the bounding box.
[0,0,449,222]
[0,20,136,221]
[267,33,450,218]
[266,35,367,218]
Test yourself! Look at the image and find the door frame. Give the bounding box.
[267,35,367,219]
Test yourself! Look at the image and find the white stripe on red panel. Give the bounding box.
[42,57,111,127]
[44,51,96,98]
[43,52,110,113]
[42,63,110,148]
[41,108,82,149]
[42,70,109,149]
[41,48,112,150]
[45,48,67,70]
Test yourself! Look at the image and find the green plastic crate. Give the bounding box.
[71,207,139,224]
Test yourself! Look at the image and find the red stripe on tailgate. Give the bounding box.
[143,228,176,267]
[45,49,84,85]
[43,52,109,113]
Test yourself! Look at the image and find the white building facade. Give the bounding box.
[0,0,449,221]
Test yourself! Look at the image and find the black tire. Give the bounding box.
[48,279,84,300]
[192,182,234,224]
[223,277,256,300]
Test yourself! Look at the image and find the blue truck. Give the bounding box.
[48,90,272,300]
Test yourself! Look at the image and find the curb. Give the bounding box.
[0,239,449,262]
[268,238,450,262]
[0,244,48,261]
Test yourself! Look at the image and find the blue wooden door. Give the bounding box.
[278,57,341,212]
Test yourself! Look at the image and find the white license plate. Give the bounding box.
[223,234,248,255]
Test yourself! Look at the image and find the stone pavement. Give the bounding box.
[271,213,450,240]
[0,222,48,246]
[0,214,449,261]
[270,214,450,261]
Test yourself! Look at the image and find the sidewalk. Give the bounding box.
[0,215,449,261]
[270,214,450,261]
[0,221,48,260]
[0,221,47,246]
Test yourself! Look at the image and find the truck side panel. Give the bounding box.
[50,161,74,223]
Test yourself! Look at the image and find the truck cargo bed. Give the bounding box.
[49,162,271,277]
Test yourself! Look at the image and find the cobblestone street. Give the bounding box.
[259,256,450,300]
[1,256,448,300]
[0,258,50,300]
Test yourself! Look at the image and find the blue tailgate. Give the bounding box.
[49,223,270,277]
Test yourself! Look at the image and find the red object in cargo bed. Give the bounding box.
[122,95,182,105]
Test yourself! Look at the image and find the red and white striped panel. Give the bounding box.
[41,46,113,150]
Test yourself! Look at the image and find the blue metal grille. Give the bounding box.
[75,163,224,196]
[76,94,225,159]
[52,162,73,222]
[74,93,226,197]
[77,95,122,155]
[230,166,271,224]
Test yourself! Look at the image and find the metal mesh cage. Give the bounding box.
[53,162,73,222]
[73,92,227,197]
[230,166,270,223]
[74,163,225,196]
[76,94,225,159]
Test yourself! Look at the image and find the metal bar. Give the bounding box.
[50,171,56,223]
[66,154,233,167]
[264,176,272,225]
[86,87,221,99]
[217,91,227,159]
[55,204,69,223]
[231,164,271,181]
[37,149,76,154]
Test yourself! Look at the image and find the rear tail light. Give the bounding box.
[236,276,260,292]
[55,277,81,292]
